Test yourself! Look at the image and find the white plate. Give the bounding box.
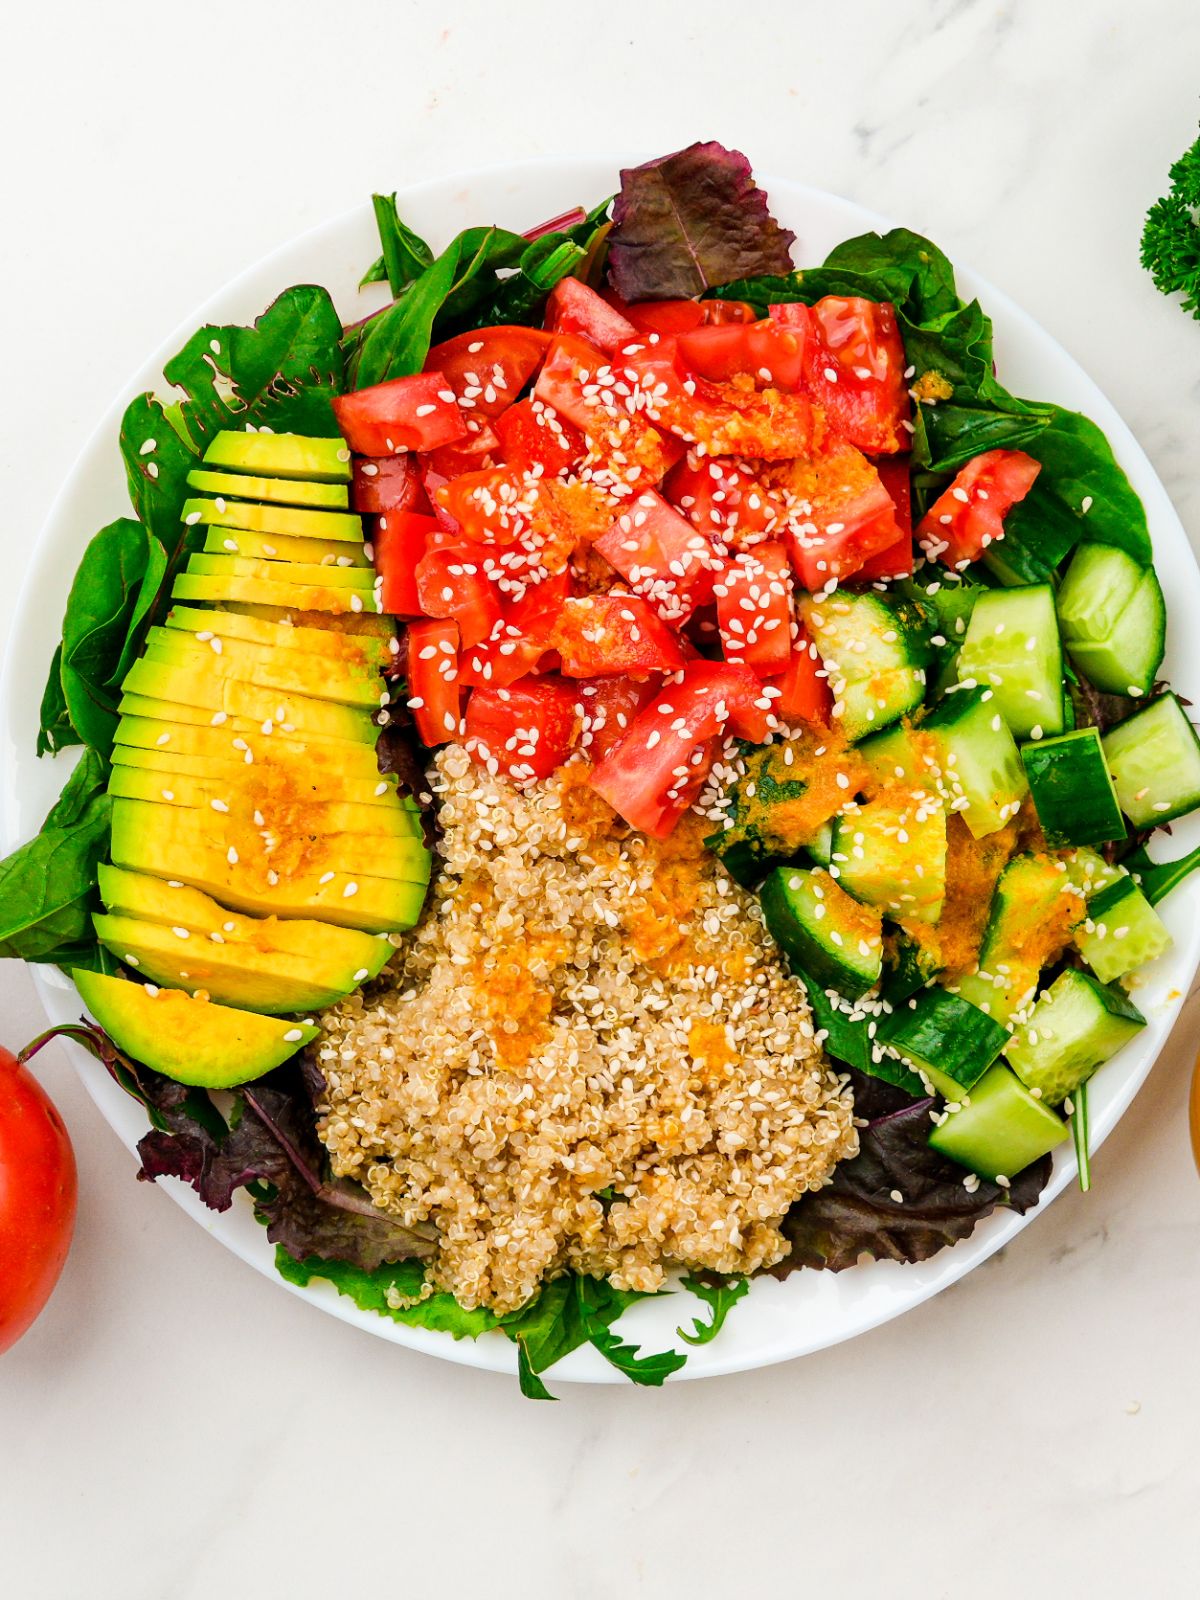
[4,156,1200,1385]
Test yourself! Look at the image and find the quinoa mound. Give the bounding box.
[316,747,857,1314]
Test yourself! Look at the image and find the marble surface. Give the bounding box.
[3,2,1200,1595]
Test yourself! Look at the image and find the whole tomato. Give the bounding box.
[0,1045,77,1353]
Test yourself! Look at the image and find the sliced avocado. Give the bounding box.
[142,629,383,711]
[183,497,363,543]
[72,969,318,1088]
[953,853,1080,1023]
[107,768,422,839]
[164,605,394,671]
[186,467,350,510]
[114,715,388,777]
[201,526,371,567]
[97,865,394,978]
[108,758,403,810]
[120,660,378,743]
[928,1063,1068,1181]
[215,601,394,637]
[202,430,352,484]
[186,552,376,588]
[173,572,385,616]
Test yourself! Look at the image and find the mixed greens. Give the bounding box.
[5,141,1200,1397]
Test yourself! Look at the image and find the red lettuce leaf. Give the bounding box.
[774,1071,1051,1273]
[606,142,796,302]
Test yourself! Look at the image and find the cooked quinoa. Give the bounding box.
[316,747,857,1314]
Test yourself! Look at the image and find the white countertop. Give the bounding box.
[4,3,1200,1595]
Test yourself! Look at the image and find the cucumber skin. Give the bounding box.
[880,988,1008,1097]
[1102,693,1200,827]
[760,869,881,999]
[1020,729,1126,848]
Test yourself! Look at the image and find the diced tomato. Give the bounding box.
[545,277,637,353]
[714,542,793,677]
[778,442,903,590]
[351,454,428,514]
[589,660,775,835]
[406,618,462,746]
[549,594,685,678]
[374,510,438,617]
[856,457,914,581]
[414,537,503,649]
[464,674,580,780]
[423,326,552,420]
[537,333,684,484]
[916,448,1042,568]
[333,373,468,456]
[700,300,759,325]
[778,296,911,455]
[494,398,586,475]
[614,295,705,336]
[424,421,501,479]
[532,333,614,434]
[433,467,534,546]
[677,319,806,391]
[459,571,571,688]
[766,626,832,725]
[592,490,720,624]
[576,675,658,760]
[418,467,464,536]
[664,454,775,543]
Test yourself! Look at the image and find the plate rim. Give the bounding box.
[5,152,1200,1384]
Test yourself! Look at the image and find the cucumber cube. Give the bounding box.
[760,867,883,998]
[956,585,1064,740]
[922,686,1028,839]
[1102,693,1200,827]
[1020,728,1126,847]
[1005,969,1145,1106]
[880,988,1008,1100]
[1075,876,1172,984]
[929,1063,1068,1181]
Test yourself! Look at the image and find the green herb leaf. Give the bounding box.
[796,970,925,1095]
[37,644,78,757]
[1142,128,1200,321]
[516,1343,558,1401]
[574,1276,685,1387]
[1123,840,1200,905]
[273,1249,497,1339]
[676,1274,749,1345]
[362,193,435,294]
[1071,1081,1092,1194]
[0,753,111,961]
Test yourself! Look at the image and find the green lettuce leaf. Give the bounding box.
[0,749,111,961]
[274,1249,496,1338]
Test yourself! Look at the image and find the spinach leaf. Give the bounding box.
[37,645,77,757]
[361,193,435,294]
[797,971,924,1096]
[119,394,199,562]
[162,284,345,451]
[1124,841,1200,906]
[677,1274,749,1345]
[274,1250,496,1339]
[607,142,795,301]
[0,751,111,961]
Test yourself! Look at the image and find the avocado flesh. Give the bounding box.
[202,431,351,484]
[114,715,387,776]
[97,865,394,975]
[119,694,379,745]
[120,660,379,743]
[165,605,393,671]
[142,633,383,711]
[186,467,350,510]
[107,770,423,839]
[202,526,371,567]
[72,969,318,1088]
[215,601,394,637]
[109,756,404,810]
[183,495,363,543]
[173,572,385,615]
[187,552,376,589]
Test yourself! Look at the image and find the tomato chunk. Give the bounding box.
[459,571,570,688]
[545,277,637,353]
[677,319,806,391]
[424,420,501,480]
[774,442,902,589]
[916,448,1042,568]
[856,457,914,581]
[407,618,462,746]
[714,542,793,677]
[434,467,536,545]
[592,490,719,624]
[665,454,774,543]
[533,332,615,434]
[576,675,658,760]
[494,398,585,475]
[549,594,685,678]
[414,538,503,649]
[374,510,437,617]
[773,297,911,455]
[424,326,552,420]
[333,373,468,456]
[351,454,429,514]
[464,674,580,780]
[766,626,832,725]
[614,295,705,336]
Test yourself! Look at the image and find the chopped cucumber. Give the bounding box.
[832,793,947,924]
[760,867,883,998]
[922,686,1027,839]
[956,584,1064,740]
[805,819,834,866]
[880,932,942,1004]
[857,721,942,789]
[880,988,1009,1101]
[929,1063,1068,1181]
[1057,544,1146,643]
[1005,969,1145,1106]
[1062,846,1127,900]
[1020,728,1126,847]
[1102,693,1200,827]
[1057,544,1165,697]
[704,741,831,886]
[802,592,933,741]
[1075,875,1172,984]
[953,853,1079,1023]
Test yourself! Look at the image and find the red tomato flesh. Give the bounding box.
[406,618,463,745]
[465,675,580,780]
[856,456,914,581]
[780,443,903,590]
[779,296,911,456]
[374,510,438,617]
[0,1045,76,1355]
[351,454,428,514]
[333,373,468,456]
[592,490,720,624]
[493,398,585,476]
[613,295,705,336]
[766,627,832,725]
[459,571,571,688]
[916,448,1042,568]
[549,594,686,678]
[576,675,658,760]
[414,538,503,649]
[664,455,775,543]
[424,326,552,420]
[545,277,637,354]
[714,542,793,676]
[677,319,806,391]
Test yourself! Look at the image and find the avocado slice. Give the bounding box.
[186,553,376,589]
[186,467,350,511]
[97,865,394,977]
[72,969,318,1088]
[202,430,351,484]
[164,605,394,672]
[183,497,364,544]
[216,601,394,637]
[109,757,403,811]
[120,660,379,743]
[107,769,423,839]
[114,715,388,777]
[173,572,385,616]
[201,526,371,567]
[142,629,384,711]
